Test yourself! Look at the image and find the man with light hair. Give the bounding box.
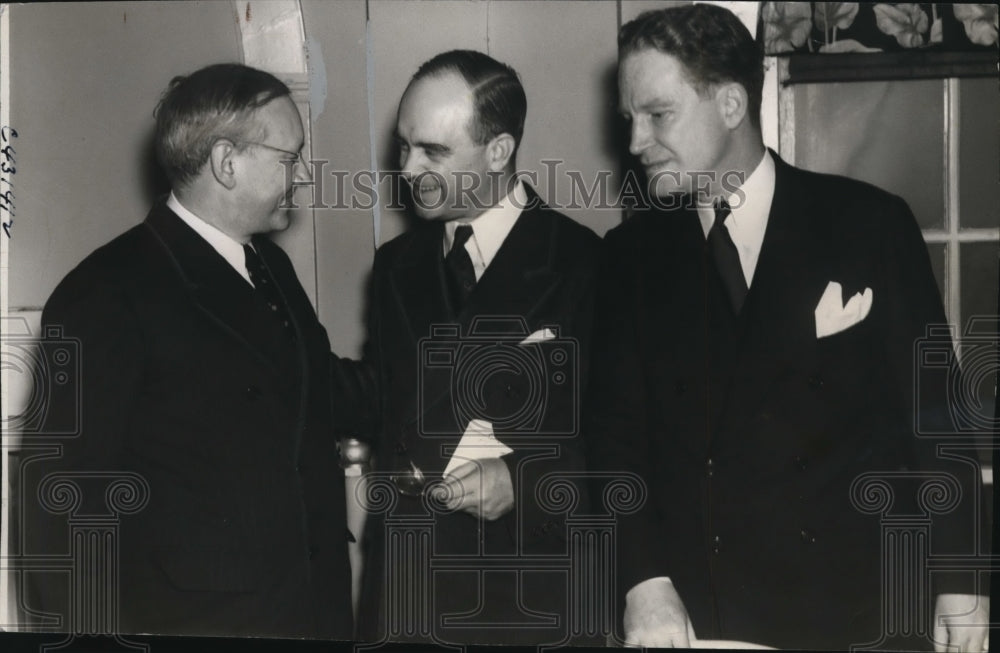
[587,4,989,649]
[25,63,353,638]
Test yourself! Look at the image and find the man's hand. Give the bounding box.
[934,593,989,652]
[623,577,696,647]
[432,458,514,520]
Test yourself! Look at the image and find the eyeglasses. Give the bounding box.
[234,140,303,165]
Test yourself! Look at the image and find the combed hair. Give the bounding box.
[154,63,291,187]
[411,50,527,153]
[619,4,764,127]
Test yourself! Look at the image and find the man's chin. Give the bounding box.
[645,172,687,198]
[411,201,451,220]
[413,209,452,221]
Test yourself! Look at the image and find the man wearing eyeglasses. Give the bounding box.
[23,63,353,639]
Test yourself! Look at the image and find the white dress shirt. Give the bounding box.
[167,192,254,286]
[695,150,776,287]
[442,180,527,281]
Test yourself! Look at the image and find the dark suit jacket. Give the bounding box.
[586,153,984,649]
[23,201,353,639]
[354,186,601,645]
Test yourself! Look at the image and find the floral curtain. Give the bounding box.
[761,3,998,83]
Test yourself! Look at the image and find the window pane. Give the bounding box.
[961,242,1000,324]
[794,80,944,229]
[959,78,1000,230]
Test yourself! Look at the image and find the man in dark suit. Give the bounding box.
[354,50,600,646]
[587,5,988,649]
[24,63,353,638]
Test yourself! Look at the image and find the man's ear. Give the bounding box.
[716,82,749,130]
[485,133,516,172]
[210,138,238,190]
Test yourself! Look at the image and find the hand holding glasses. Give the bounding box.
[390,461,428,497]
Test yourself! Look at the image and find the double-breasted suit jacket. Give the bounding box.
[586,154,983,648]
[25,201,353,638]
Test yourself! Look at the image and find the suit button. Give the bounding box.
[675,380,688,395]
[712,535,721,554]
[244,385,261,400]
[794,456,808,471]
[706,458,714,477]
[800,528,816,544]
[808,374,824,390]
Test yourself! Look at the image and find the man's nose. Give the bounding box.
[628,117,651,157]
[294,157,312,184]
[400,149,424,180]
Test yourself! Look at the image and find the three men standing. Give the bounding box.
[25,10,989,649]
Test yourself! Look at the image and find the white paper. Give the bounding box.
[443,419,513,476]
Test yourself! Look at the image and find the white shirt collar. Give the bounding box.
[443,180,527,281]
[167,192,254,286]
[696,150,775,286]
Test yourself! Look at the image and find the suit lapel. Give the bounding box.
[648,203,720,456]
[389,220,452,345]
[458,188,562,329]
[390,186,564,344]
[252,235,313,462]
[717,155,832,436]
[388,187,565,450]
[143,202,283,375]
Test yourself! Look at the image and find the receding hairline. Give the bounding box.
[399,71,480,139]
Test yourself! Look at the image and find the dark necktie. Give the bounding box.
[707,200,748,314]
[243,244,295,337]
[445,224,476,310]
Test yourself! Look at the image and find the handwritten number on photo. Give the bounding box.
[1,126,16,237]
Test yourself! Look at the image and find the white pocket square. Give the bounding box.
[519,328,556,345]
[815,281,873,339]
